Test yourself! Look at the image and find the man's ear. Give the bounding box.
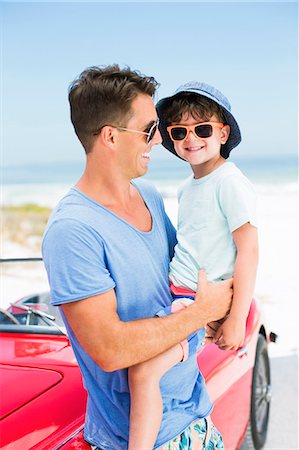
[220,124,230,145]
[100,125,118,147]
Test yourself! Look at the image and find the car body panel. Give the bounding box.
[197,300,260,450]
[0,364,62,418]
[0,333,87,450]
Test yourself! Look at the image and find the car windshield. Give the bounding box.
[1,258,66,335]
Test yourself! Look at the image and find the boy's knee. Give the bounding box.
[129,360,164,388]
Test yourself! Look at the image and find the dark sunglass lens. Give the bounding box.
[195,124,213,138]
[171,127,187,141]
[147,123,157,143]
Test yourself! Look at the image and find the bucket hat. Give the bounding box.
[156,81,241,160]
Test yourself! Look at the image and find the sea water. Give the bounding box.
[2,153,298,206]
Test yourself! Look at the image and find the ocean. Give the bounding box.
[2,153,298,207]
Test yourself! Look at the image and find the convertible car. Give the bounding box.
[0,267,275,450]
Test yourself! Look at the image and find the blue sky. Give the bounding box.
[1,1,298,167]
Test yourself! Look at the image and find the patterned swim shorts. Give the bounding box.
[158,416,224,450]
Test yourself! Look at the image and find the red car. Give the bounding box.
[0,268,275,450]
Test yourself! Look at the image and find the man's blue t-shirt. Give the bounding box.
[42,179,212,450]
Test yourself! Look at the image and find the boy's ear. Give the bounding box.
[220,124,230,144]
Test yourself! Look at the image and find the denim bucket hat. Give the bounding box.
[156,81,241,160]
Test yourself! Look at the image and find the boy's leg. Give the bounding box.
[128,344,183,450]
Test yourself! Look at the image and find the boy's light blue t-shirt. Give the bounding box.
[170,162,258,291]
[42,179,212,450]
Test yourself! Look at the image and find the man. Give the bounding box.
[42,65,232,449]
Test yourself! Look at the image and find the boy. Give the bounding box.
[128,81,258,449]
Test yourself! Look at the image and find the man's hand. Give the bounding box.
[194,270,233,324]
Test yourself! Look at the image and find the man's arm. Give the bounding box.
[62,270,232,372]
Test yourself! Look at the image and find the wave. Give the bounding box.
[2,180,297,207]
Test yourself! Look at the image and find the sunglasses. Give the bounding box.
[94,119,159,144]
[116,118,160,144]
[167,122,224,142]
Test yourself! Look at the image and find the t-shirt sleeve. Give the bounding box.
[218,173,258,232]
[42,218,116,305]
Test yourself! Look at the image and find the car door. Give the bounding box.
[197,300,260,449]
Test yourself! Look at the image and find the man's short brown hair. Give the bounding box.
[68,65,159,153]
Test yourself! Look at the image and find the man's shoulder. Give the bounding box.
[48,188,106,223]
[42,189,101,245]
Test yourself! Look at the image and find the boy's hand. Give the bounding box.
[213,316,246,351]
[204,319,226,344]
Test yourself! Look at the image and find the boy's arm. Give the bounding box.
[214,222,258,351]
[230,222,259,321]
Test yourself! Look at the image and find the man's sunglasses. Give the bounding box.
[94,119,160,145]
[117,118,159,144]
[167,122,224,142]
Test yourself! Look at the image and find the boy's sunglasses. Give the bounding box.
[167,122,224,142]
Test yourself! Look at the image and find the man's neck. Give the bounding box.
[75,175,133,210]
[75,155,134,209]
[75,168,152,232]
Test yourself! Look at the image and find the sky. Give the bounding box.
[1,1,298,167]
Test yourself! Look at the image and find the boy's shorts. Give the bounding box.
[158,416,224,450]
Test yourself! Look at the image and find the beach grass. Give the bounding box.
[2,204,52,250]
